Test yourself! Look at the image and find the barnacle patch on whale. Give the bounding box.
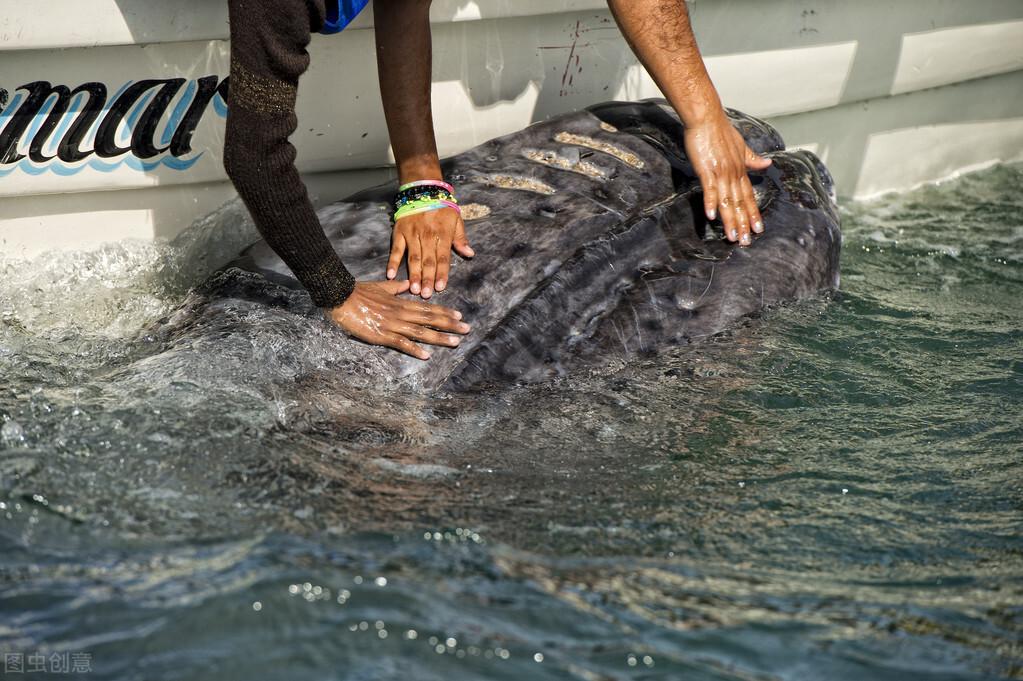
[471,174,556,195]
[523,148,609,180]
[460,203,492,221]
[553,132,645,170]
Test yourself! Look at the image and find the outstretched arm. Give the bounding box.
[376,0,474,300]
[607,0,771,246]
[223,0,469,359]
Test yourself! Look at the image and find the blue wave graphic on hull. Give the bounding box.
[0,153,205,178]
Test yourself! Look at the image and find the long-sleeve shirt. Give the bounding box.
[223,0,356,308]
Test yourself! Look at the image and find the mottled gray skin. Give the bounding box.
[193,99,841,391]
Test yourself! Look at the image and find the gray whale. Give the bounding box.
[164,99,841,391]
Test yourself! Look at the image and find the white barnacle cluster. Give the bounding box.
[553,131,645,170]
[459,203,493,221]
[522,148,609,180]
[471,174,556,195]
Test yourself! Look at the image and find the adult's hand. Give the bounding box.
[387,208,475,299]
[606,0,773,246]
[326,280,471,360]
[684,113,772,246]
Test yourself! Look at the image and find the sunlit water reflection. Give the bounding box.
[1,164,1021,680]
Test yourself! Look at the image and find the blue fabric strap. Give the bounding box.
[320,0,371,34]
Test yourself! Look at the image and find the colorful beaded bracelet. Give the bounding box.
[395,188,456,208]
[393,197,461,222]
[393,180,460,222]
[399,179,456,194]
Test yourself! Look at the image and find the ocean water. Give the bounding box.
[1,164,1021,680]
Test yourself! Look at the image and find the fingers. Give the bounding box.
[702,179,719,222]
[407,235,423,296]
[716,180,751,246]
[379,279,412,296]
[745,145,773,171]
[421,236,438,299]
[715,178,738,243]
[393,323,464,349]
[398,304,470,334]
[393,295,464,322]
[380,332,431,361]
[332,281,473,362]
[740,175,764,235]
[385,303,473,361]
[396,209,470,298]
[731,179,752,246]
[708,174,763,245]
[689,123,770,247]
[387,232,406,280]
[435,237,453,294]
[453,218,475,258]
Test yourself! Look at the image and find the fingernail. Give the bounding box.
[729,229,738,240]
[421,353,432,361]
[387,269,396,279]
[466,248,476,256]
[449,336,462,345]
[459,323,471,333]
[453,311,463,320]
[436,280,446,291]
[754,221,764,233]
[411,283,421,294]
[741,234,751,246]
[708,209,717,220]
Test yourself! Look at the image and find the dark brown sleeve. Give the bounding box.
[223,0,356,308]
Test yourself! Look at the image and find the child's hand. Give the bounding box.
[387,207,475,299]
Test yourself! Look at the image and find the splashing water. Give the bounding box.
[1,165,1021,680]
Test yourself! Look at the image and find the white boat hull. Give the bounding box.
[1,0,1021,256]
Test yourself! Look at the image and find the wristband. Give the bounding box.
[394,197,461,221]
[394,179,460,223]
[399,179,456,194]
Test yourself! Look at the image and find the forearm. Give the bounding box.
[607,0,722,126]
[375,0,442,183]
[224,0,356,308]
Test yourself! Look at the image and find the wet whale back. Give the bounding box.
[217,100,840,391]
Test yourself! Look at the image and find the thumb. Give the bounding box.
[380,279,412,296]
[453,220,475,258]
[745,146,772,170]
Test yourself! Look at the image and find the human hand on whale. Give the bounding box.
[607,0,772,247]
[326,280,471,361]
[374,0,769,306]
[386,201,474,300]
[224,0,776,359]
